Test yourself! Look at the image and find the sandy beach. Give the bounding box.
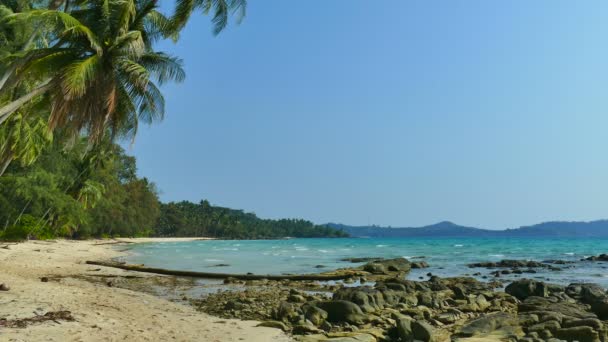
[0,238,291,342]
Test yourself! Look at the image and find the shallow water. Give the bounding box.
[124,237,608,287]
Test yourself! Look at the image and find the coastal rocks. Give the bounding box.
[467,260,549,269]
[317,300,367,325]
[195,268,608,342]
[257,320,290,332]
[584,254,608,262]
[360,258,412,275]
[554,326,600,342]
[411,261,430,269]
[454,312,522,339]
[505,279,548,300]
[565,283,608,319]
[395,317,413,341]
[304,305,328,326]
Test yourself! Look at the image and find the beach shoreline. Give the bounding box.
[0,238,290,342]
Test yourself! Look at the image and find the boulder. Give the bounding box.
[457,312,521,337]
[467,260,547,268]
[257,320,290,332]
[333,287,385,313]
[305,306,328,326]
[411,321,435,342]
[317,300,367,325]
[554,326,600,342]
[505,279,548,300]
[396,317,414,342]
[361,258,411,275]
[584,254,608,262]
[274,301,302,323]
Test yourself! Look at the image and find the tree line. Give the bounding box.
[156,200,349,239]
[0,137,347,239]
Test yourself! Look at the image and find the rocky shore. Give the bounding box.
[194,257,608,342]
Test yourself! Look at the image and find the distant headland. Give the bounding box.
[327,220,608,238]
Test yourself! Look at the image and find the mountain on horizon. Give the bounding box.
[327,220,608,238]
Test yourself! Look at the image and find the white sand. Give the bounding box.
[0,239,291,342]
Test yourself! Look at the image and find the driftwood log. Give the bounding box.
[85,260,362,281]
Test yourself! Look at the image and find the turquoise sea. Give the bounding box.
[124,238,608,287]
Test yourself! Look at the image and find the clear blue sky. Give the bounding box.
[131,0,608,229]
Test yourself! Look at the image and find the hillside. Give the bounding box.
[329,220,608,238]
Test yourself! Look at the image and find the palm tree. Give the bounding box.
[170,0,246,35]
[0,0,186,142]
[0,0,246,136]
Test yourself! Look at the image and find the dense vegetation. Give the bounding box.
[0,139,160,239]
[156,200,348,239]
[0,0,347,240]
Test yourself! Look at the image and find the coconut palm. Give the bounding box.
[170,0,246,35]
[0,0,245,135]
[0,0,185,142]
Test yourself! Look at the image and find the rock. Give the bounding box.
[305,306,328,326]
[456,312,522,338]
[257,320,290,332]
[224,300,245,310]
[562,318,603,330]
[0,283,9,291]
[574,283,607,303]
[554,326,600,342]
[333,287,386,313]
[590,300,608,320]
[584,254,608,262]
[505,279,548,300]
[411,261,429,269]
[452,285,467,300]
[314,265,327,268]
[317,300,367,325]
[288,294,307,303]
[526,320,561,334]
[40,277,49,282]
[396,317,414,342]
[361,258,411,275]
[468,260,548,268]
[411,320,434,342]
[292,323,323,335]
[518,296,596,320]
[275,301,301,322]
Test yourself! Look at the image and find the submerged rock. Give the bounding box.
[468,260,548,268]
[584,254,608,262]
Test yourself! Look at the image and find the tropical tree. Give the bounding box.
[0,0,186,142]
[0,0,246,134]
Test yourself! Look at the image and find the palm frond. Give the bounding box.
[59,54,99,99]
[138,52,185,85]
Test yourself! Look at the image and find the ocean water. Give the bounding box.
[124,237,608,287]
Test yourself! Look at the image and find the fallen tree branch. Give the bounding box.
[93,240,135,246]
[85,261,362,281]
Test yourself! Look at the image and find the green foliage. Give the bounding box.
[0,139,161,240]
[154,200,349,239]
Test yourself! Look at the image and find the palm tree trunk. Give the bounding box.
[0,81,52,125]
